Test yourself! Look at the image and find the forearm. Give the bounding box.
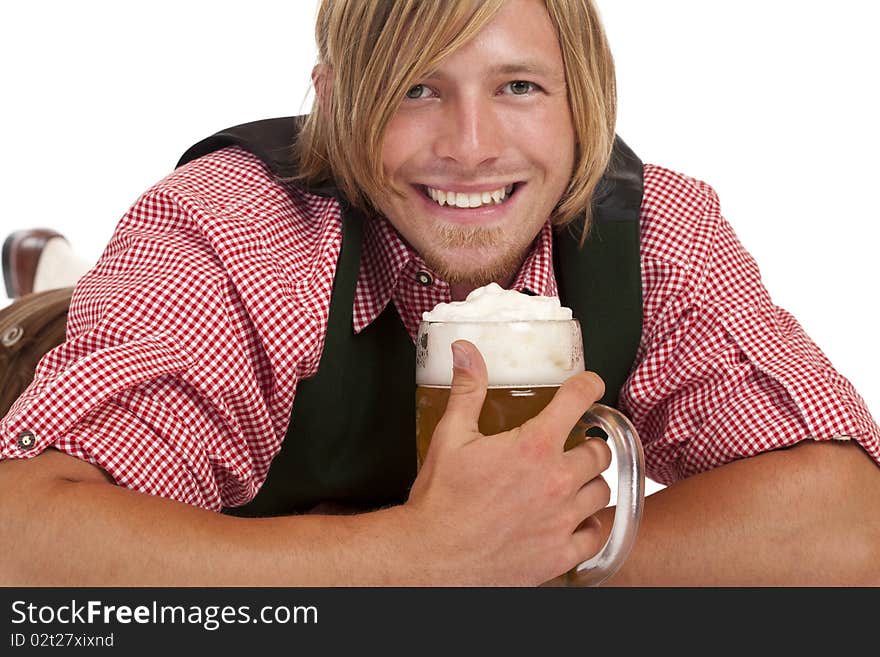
[597,440,880,586]
[0,454,424,586]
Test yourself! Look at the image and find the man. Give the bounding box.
[1,0,878,586]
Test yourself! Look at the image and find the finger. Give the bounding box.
[563,437,613,483]
[570,515,605,565]
[526,371,605,445]
[436,340,489,438]
[573,476,612,521]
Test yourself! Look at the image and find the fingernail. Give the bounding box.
[452,342,471,369]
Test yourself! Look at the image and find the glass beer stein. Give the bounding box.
[415,318,645,586]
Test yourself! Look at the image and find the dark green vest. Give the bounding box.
[177,117,643,517]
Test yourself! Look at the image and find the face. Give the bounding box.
[377,0,576,295]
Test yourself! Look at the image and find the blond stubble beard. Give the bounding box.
[422,222,531,287]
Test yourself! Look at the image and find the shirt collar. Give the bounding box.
[353,217,559,339]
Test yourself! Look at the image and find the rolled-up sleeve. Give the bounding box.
[0,146,341,511]
[0,232,271,510]
[1,206,294,510]
[621,165,880,485]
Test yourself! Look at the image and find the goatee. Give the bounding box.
[424,223,529,286]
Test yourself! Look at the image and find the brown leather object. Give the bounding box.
[0,287,73,419]
[2,229,65,298]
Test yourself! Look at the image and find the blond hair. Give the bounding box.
[294,0,617,239]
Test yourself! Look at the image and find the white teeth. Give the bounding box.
[425,184,514,208]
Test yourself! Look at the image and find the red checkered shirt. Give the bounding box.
[1,146,877,509]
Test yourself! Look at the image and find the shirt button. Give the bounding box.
[16,431,36,451]
[415,271,434,286]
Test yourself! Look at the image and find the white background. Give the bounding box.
[1,1,877,497]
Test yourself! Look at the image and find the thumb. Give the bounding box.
[440,340,488,437]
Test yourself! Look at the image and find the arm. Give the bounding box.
[613,170,880,585]
[0,342,612,586]
[597,439,880,586]
[0,448,421,586]
[0,462,426,587]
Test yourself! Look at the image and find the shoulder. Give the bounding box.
[634,164,733,343]
[74,146,344,340]
[98,146,344,298]
[137,145,342,248]
[640,163,724,273]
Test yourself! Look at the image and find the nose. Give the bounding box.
[433,95,504,169]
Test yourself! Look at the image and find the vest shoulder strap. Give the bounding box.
[556,136,644,407]
[177,116,304,178]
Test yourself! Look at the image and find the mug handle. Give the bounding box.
[568,404,645,586]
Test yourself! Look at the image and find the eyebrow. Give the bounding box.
[488,62,558,77]
[424,60,564,82]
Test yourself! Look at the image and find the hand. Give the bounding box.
[405,340,612,586]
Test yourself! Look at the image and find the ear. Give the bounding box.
[312,64,333,111]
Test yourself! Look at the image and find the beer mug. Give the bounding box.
[415,318,645,586]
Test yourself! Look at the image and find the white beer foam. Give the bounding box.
[417,284,583,386]
[421,283,572,321]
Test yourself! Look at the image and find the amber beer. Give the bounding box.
[417,385,568,468]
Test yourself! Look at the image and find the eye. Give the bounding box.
[405,84,432,100]
[504,80,539,96]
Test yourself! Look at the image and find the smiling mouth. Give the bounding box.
[421,183,520,208]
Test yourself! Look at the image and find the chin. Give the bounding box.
[422,246,525,288]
